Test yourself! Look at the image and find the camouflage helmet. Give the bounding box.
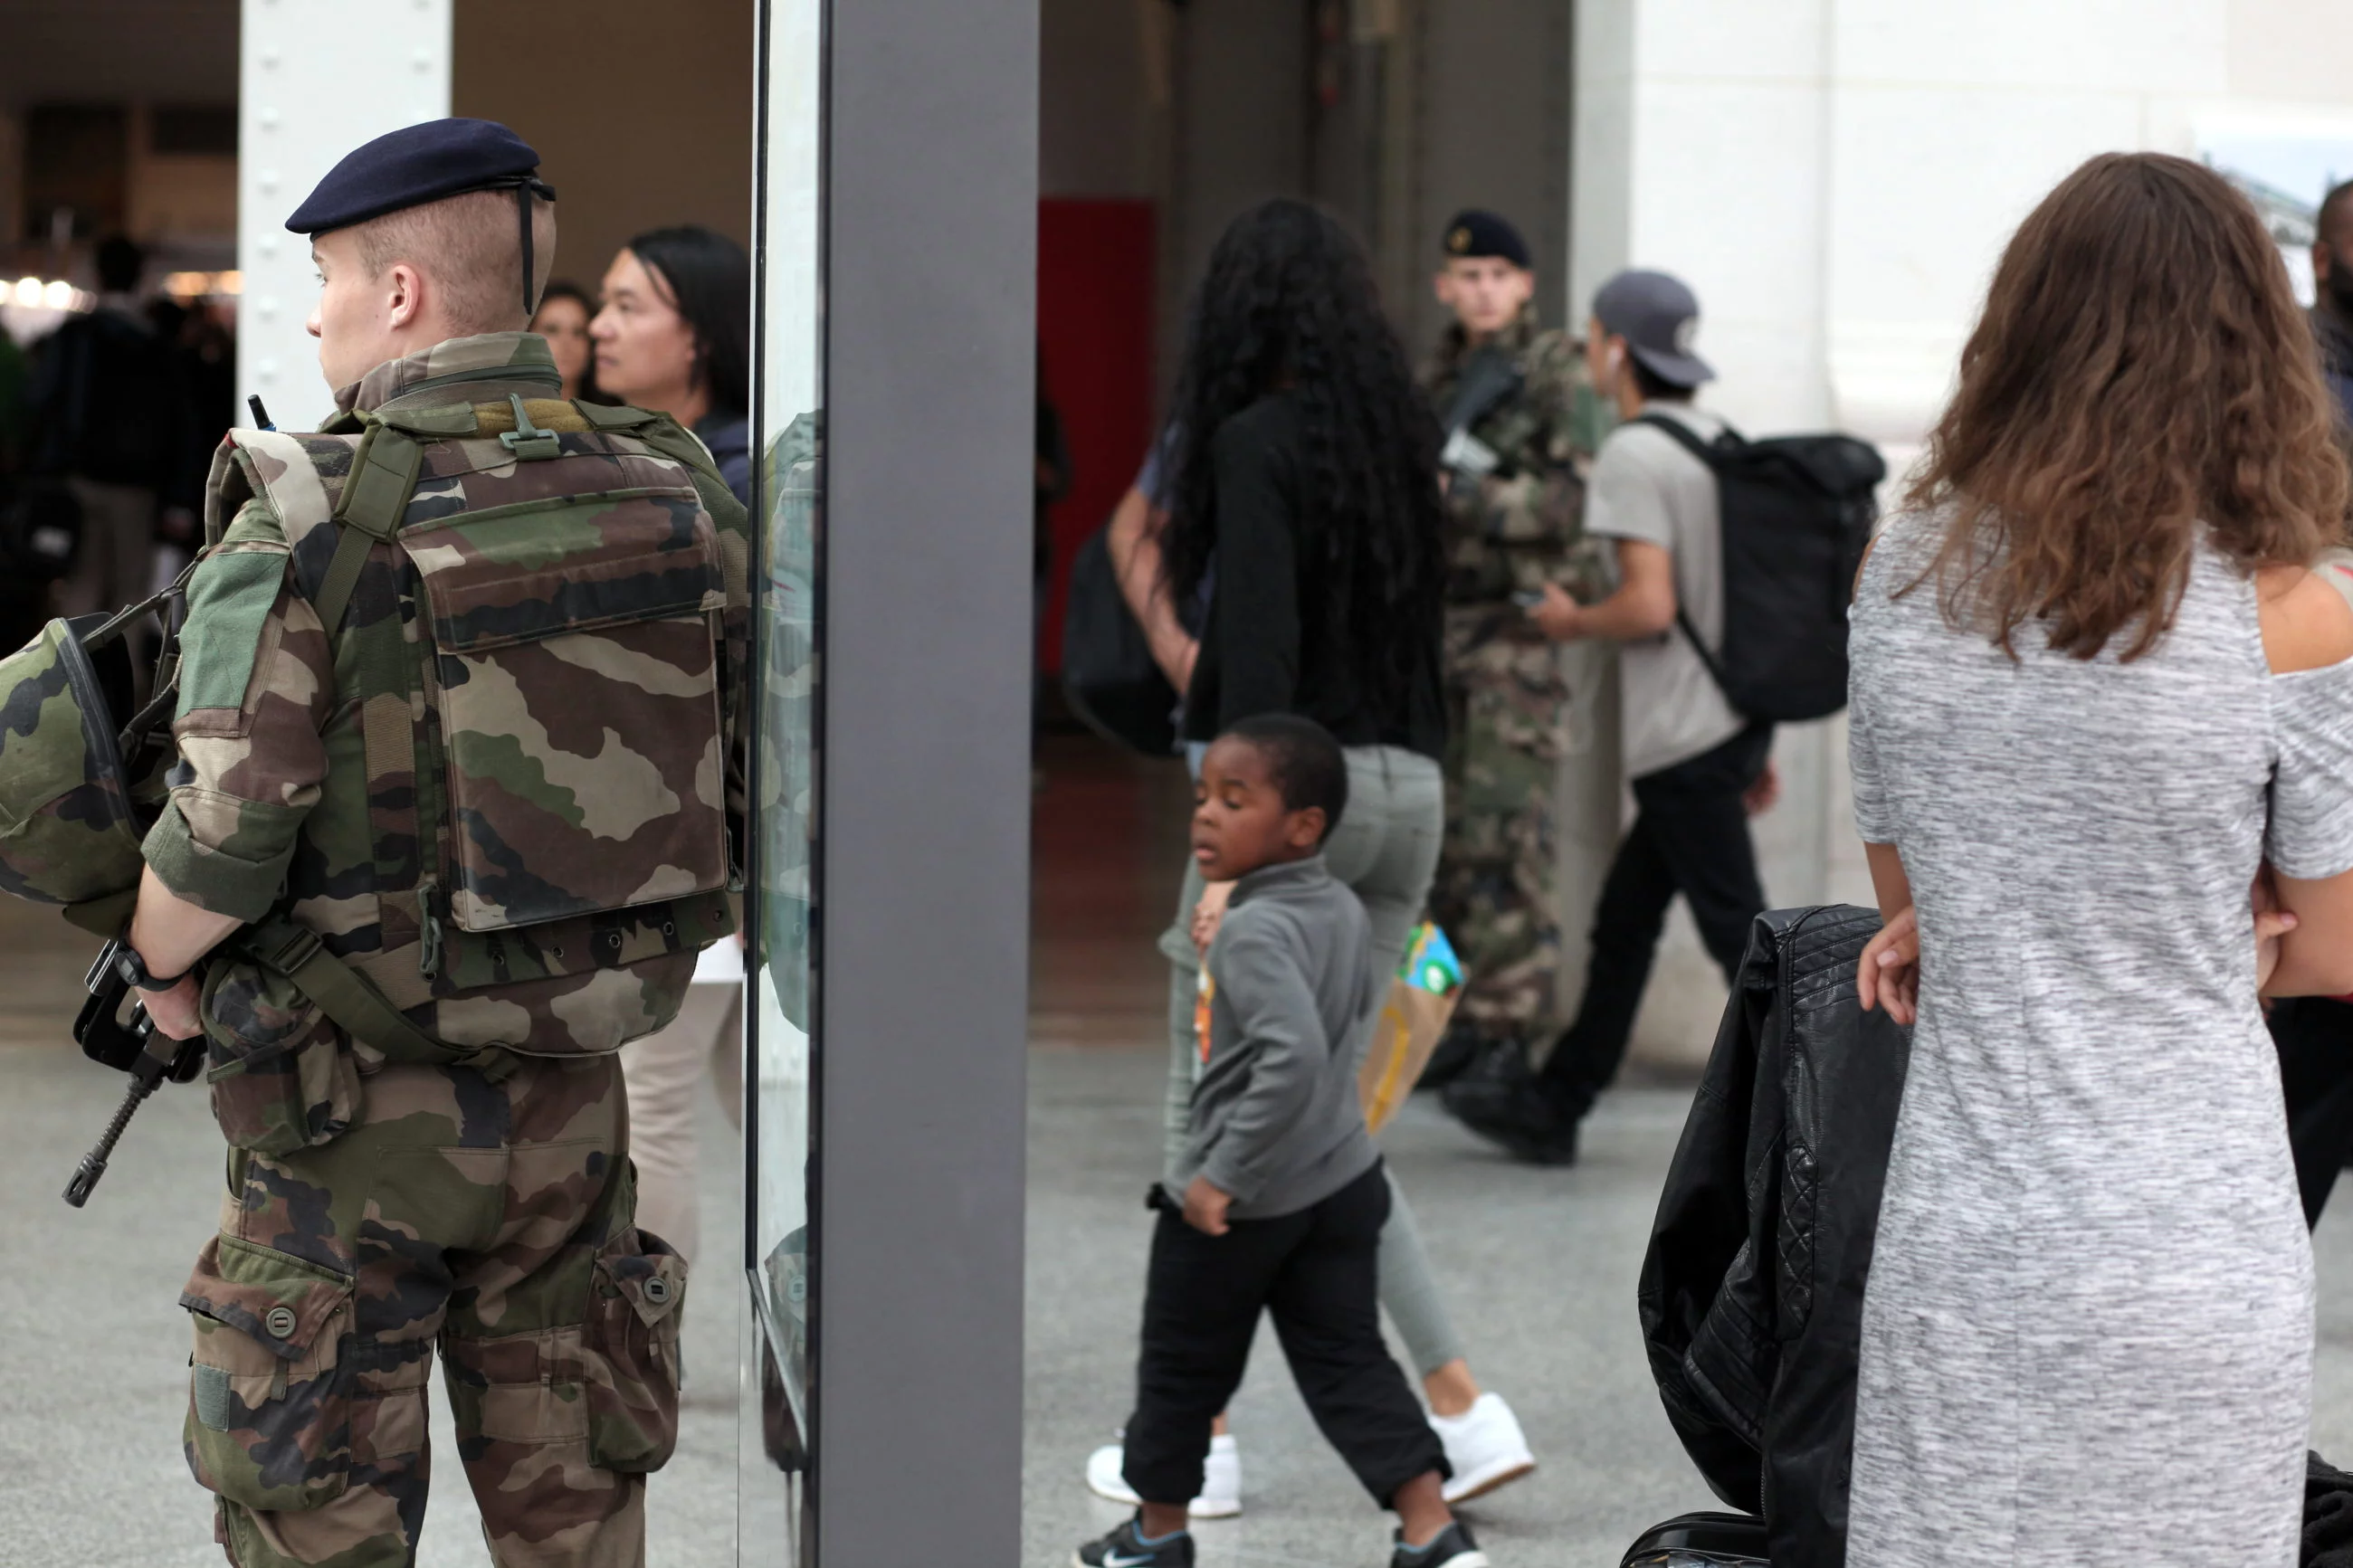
[0,614,150,907]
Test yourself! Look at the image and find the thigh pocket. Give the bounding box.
[202,963,362,1156]
[181,1234,357,1513]
[581,1227,689,1472]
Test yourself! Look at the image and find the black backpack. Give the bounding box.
[1060,525,1178,756]
[1633,415,1885,724]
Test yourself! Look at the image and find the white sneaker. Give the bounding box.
[1432,1392,1535,1504]
[1083,1430,1243,1518]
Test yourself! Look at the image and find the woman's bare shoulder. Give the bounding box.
[2255,563,2353,675]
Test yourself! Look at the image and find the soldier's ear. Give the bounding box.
[383,261,425,329]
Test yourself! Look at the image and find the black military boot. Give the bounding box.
[1416,1020,1496,1091]
[1442,1044,1582,1165]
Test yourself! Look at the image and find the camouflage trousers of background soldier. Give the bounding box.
[181,1049,686,1568]
[1428,621,1572,1050]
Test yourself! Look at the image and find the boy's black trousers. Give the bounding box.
[1121,1161,1447,1509]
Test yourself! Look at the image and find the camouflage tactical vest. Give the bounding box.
[209,394,746,1056]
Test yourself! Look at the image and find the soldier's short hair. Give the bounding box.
[1224,713,1348,839]
[351,188,557,335]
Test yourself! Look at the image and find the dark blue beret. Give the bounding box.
[285,118,551,235]
[1441,209,1532,270]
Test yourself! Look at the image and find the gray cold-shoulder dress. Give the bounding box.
[1843,513,2353,1566]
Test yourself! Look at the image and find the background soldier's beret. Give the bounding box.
[1441,209,1532,269]
[286,117,553,235]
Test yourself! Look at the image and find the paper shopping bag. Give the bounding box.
[1359,923,1463,1135]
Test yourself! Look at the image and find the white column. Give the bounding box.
[237,0,451,430]
[1563,0,1842,1070]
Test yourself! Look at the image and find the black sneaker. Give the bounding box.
[1392,1518,1491,1568]
[1074,1515,1195,1568]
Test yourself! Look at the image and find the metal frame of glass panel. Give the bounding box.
[742,1,1037,1563]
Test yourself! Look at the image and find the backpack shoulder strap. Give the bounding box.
[1627,411,1742,466]
[313,419,425,636]
[1622,415,1743,711]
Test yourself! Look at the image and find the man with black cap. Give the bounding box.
[1444,268,1775,1165]
[1419,209,1610,1089]
[117,118,748,1565]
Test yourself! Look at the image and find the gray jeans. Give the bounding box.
[1160,743,1463,1374]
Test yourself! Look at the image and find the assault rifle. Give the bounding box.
[62,936,203,1207]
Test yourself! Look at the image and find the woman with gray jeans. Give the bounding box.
[1086,198,1536,1518]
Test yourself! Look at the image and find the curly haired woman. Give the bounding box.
[1847,152,2353,1564]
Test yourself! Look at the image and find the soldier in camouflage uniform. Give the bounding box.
[1421,211,1609,1076]
[119,120,748,1567]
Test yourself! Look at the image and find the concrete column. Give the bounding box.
[1561,0,1840,1071]
[236,0,451,428]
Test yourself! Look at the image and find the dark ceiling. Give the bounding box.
[0,0,238,109]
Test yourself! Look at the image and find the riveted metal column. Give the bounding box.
[237,0,452,425]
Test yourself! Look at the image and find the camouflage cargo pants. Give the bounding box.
[180,1053,687,1568]
[1430,622,1572,1041]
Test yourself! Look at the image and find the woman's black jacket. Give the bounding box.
[1637,904,1912,1568]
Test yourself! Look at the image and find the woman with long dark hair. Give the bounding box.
[1846,153,2353,1563]
[1084,199,1534,1535]
[590,224,752,506]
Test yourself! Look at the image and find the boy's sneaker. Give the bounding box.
[1432,1392,1536,1503]
[1083,1431,1243,1517]
[1074,1515,1196,1568]
[1391,1519,1489,1568]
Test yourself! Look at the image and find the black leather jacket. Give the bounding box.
[1637,905,1912,1567]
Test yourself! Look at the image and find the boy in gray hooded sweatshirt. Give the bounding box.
[1077,716,1487,1568]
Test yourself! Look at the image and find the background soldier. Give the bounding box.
[120,119,748,1567]
[1420,210,1609,1086]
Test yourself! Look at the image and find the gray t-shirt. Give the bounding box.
[1586,402,1746,778]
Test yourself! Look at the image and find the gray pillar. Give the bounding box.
[813,1,1039,1563]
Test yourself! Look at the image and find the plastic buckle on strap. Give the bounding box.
[499,394,561,461]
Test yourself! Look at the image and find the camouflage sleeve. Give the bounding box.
[1468,336,1592,550]
[141,496,336,921]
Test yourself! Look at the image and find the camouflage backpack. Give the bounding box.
[204,392,746,1060]
[0,582,195,932]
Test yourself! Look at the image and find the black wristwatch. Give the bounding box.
[111,943,187,993]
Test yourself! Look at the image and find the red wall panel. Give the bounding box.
[1036,198,1157,670]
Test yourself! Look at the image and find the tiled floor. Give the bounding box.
[1019,735,1709,1566]
[11,731,2353,1567]
[0,898,746,1568]
[1015,732,2353,1568]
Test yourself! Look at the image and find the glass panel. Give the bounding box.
[744,0,824,1554]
